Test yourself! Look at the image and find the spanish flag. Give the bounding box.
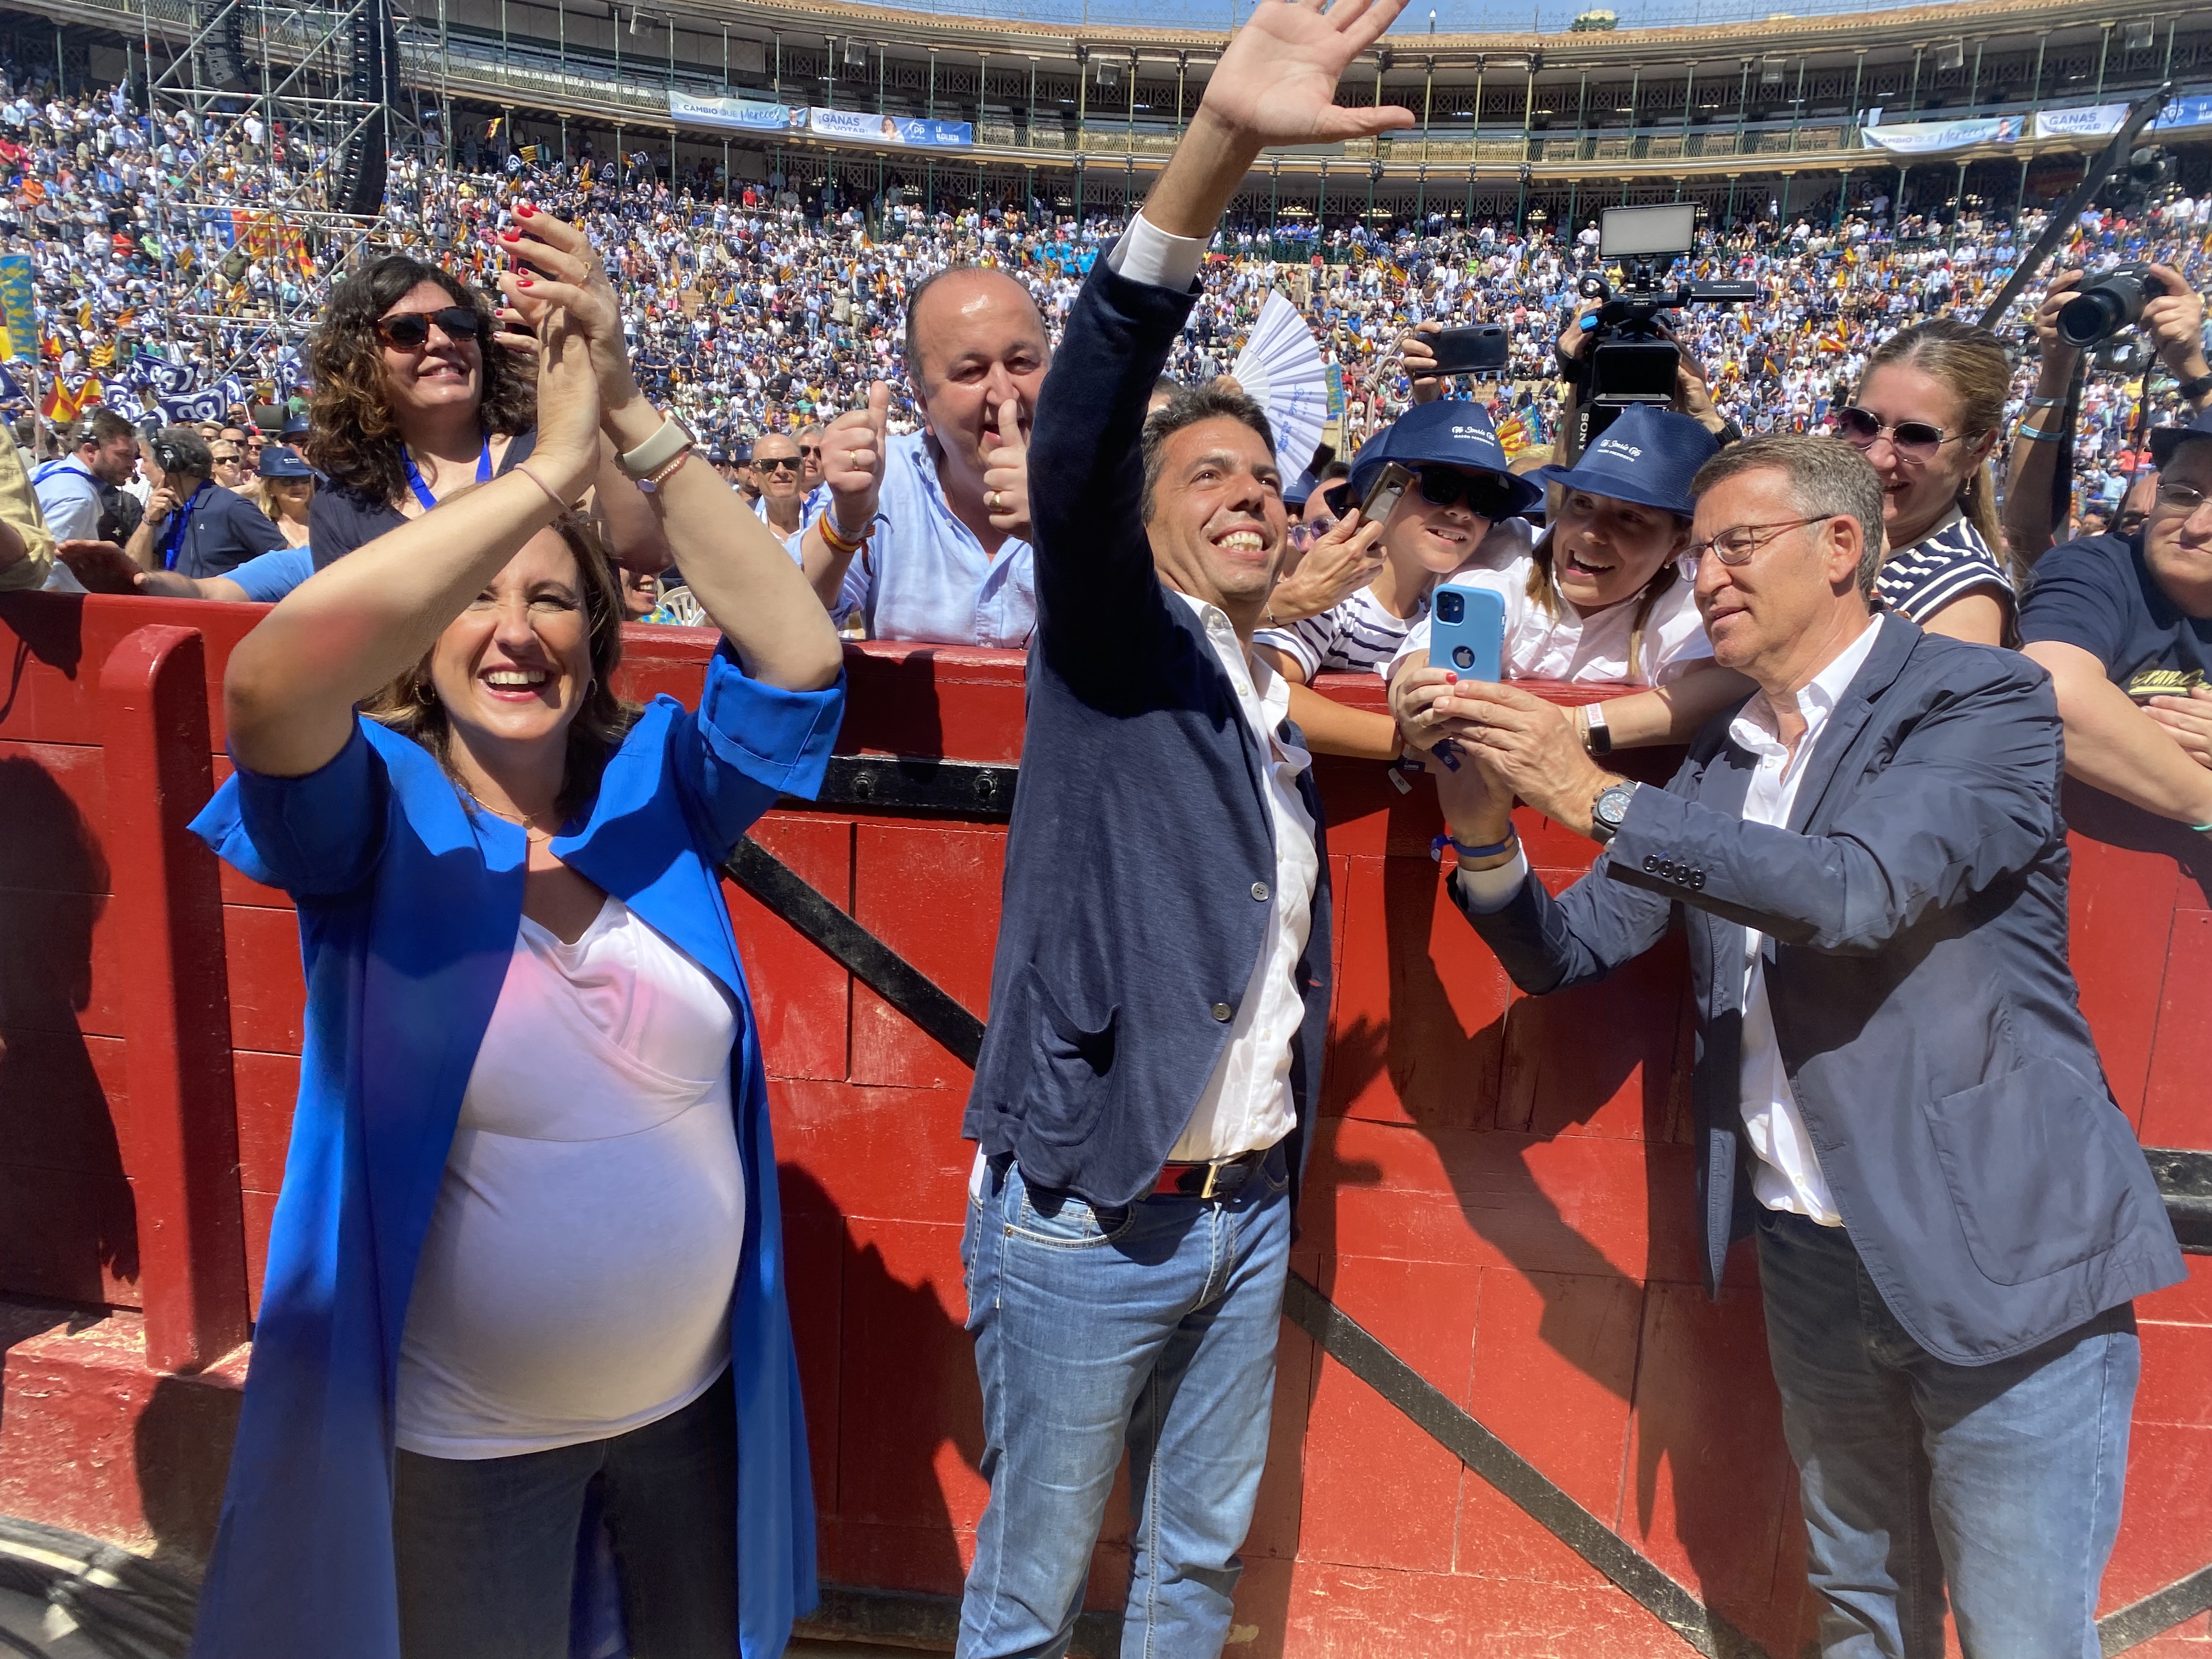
[41,379,79,424]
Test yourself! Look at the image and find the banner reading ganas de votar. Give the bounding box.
[804,108,973,148]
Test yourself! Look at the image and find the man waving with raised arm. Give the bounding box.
[955,6,1410,1657]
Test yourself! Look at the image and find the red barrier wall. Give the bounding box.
[4,590,2212,1657]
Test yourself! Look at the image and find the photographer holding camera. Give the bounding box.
[2005,262,2211,563]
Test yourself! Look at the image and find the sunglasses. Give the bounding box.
[798,444,821,459]
[1413,465,1517,519]
[757,455,804,473]
[1829,405,1965,462]
[210,450,242,466]
[374,306,485,350]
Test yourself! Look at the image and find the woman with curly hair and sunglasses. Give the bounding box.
[1827,317,2014,645]
[187,208,843,1659]
[305,247,667,574]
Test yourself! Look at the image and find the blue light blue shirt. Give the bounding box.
[185,647,843,1659]
[225,544,315,602]
[837,430,1036,647]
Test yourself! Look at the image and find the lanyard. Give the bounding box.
[400,437,492,512]
[161,484,205,571]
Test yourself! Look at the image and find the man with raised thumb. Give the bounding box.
[802,262,1049,644]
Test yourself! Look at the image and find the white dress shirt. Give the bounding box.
[1459,615,1886,1225]
[1164,592,1321,1163]
[1727,612,1883,1224]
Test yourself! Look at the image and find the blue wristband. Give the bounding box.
[1432,831,1517,864]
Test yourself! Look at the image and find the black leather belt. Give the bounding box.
[1149,1147,1270,1200]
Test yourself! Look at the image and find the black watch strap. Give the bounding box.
[2177,371,2212,404]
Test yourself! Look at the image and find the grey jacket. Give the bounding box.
[1460,617,2183,1364]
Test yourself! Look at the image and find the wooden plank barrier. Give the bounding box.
[4,589,2212,1656]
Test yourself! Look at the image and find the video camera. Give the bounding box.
[1565,204,1756,455]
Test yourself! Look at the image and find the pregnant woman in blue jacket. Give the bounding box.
[188,209,845,1658]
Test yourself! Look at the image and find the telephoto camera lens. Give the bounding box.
[2056,262,2165,349]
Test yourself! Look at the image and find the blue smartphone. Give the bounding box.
[1429,582,1506,682]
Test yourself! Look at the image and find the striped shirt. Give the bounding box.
[1256,585,1429,680]
[1874,510,2013,625]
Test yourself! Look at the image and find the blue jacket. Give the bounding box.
[960,256,1333,1207]
[187,647,843,1657]
[1459,618,2183,1364]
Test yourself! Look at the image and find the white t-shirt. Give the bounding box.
[1386,551,1713,687]
[397,895,744,1459]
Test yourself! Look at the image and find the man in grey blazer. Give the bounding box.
[1405,433,2183,1659]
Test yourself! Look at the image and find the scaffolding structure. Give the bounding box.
[134,0,409,382]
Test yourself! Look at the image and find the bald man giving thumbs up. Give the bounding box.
[800,266,1051,646]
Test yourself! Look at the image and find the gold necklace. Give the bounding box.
[458,781,561,844]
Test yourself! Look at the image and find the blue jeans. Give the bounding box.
[957,1147,1293,1659]
[1756,1211,2140,1659]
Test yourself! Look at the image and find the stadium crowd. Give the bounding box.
[1,58,2208,514]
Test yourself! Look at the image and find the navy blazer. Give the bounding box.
[961,258,1333,1208]
[1460,618,2183,1365]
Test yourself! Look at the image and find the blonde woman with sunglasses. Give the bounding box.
[1829,318,2013,646]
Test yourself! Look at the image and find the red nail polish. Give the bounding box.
[516,203,535,217]
[517,276,534,287]
[1444,673,1458,683]
[501,230,520,242]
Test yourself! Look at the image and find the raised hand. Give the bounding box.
[490,205,642,424]
[1267,507,1384,624]
[982,395,1031,541]
[821,381,890,540]
[1196,0,1416,149]
[495,256,601,503]
[2028,269,2085,383]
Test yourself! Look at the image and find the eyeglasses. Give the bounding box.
[757,455,803,473]
[1414,465,1516,520]
[1684,515,1836,568]
[209,450,242,467]
[2154,479,2210,518]
[1829,405,1966,462]
[798,443,821,459]
[374,306,484,350]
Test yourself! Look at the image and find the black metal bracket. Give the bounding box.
[802,755,1017,822]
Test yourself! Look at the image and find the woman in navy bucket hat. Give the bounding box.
[1389,403,1758,756]
[1254,400,1540,757]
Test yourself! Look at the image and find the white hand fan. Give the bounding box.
[1232,291,1329,481]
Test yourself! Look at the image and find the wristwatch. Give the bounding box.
[1581,703,1613,757]
[616,411,696,480]
[2177,370,2212,405]
[1589,780,1638,845]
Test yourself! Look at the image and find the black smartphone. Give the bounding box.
[1427,324,1510,376]
[1362,462,1414,523]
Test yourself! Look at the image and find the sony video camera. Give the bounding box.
[1564,204,1756,456]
